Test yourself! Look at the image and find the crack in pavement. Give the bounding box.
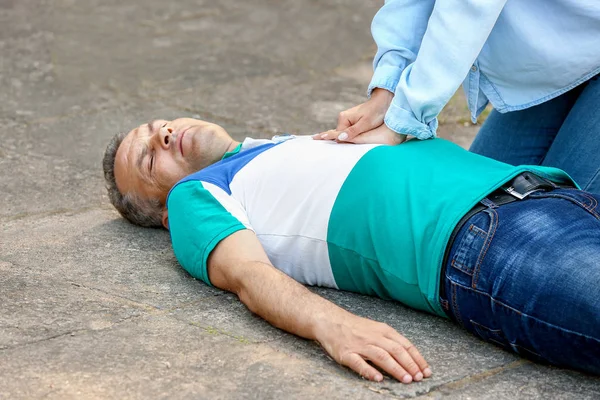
[66,281,162,313]
[68,282,233,316]
[411,359,530,399]
[0,314,144,352]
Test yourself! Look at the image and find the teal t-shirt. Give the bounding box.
[167,137,576,317]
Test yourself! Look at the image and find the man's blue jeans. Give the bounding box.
[470,74,600,195]
[441,188,600,374]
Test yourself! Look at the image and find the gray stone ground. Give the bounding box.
[1,0,598,399]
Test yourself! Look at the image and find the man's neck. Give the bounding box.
[220,139,242,161]
[226,140,240,154]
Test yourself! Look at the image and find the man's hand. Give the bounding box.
[316,88,398,143]
[315,313,431,383]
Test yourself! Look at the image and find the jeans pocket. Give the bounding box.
[450,209,496,280]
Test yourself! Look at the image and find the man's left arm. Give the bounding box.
[208,229,432,384]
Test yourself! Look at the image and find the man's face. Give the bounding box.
[114,117,232,205]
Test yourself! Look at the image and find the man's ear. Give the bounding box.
[162,208,169,230]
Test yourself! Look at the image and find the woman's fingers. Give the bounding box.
[337,117,376,142]
[318,88,393,138]
[350,124,395,145]
[313,129,337,140]
[337,109,354,132]
[346,124,406,146]
[315,120,388,143]
[316,106,358,137]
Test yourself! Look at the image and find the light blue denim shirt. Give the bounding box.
[369,0,600,139]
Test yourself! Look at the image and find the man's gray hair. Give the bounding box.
[102,131,164,228]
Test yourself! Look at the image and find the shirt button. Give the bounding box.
[471,65,478,72]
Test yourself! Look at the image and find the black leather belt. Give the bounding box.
[438,171,569,308]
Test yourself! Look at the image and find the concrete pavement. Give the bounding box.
[1,1,599,398]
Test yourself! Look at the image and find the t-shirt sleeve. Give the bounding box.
[166,180,252,285]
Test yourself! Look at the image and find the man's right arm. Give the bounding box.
[207,229,432,383]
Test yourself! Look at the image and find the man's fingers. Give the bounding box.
[362,345,413,384]
[385,332,431,378]
[381,339,425,381]
[406,344,431,378]
[342,353,384,382]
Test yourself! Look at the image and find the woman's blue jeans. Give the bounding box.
[441,188,600,375]
[470,74,600,195]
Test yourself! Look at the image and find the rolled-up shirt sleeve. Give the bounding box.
[368,0,435,97]
[372,0,508,140]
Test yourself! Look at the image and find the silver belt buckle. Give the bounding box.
[503,185,543,200]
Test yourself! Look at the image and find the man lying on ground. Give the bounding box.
[103,117,600,383]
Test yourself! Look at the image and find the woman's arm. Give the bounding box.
[368,0,435,97]
[384,0,507,140]
[321,0,508,144]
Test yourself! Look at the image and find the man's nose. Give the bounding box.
[156,126,173,150]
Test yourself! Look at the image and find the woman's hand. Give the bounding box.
[316,88,396,143]
[317,123,406,146]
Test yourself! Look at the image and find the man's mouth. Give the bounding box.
[177,129,188,156]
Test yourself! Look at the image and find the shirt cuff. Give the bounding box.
[367,65,403,98]
[384,100,438,140]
